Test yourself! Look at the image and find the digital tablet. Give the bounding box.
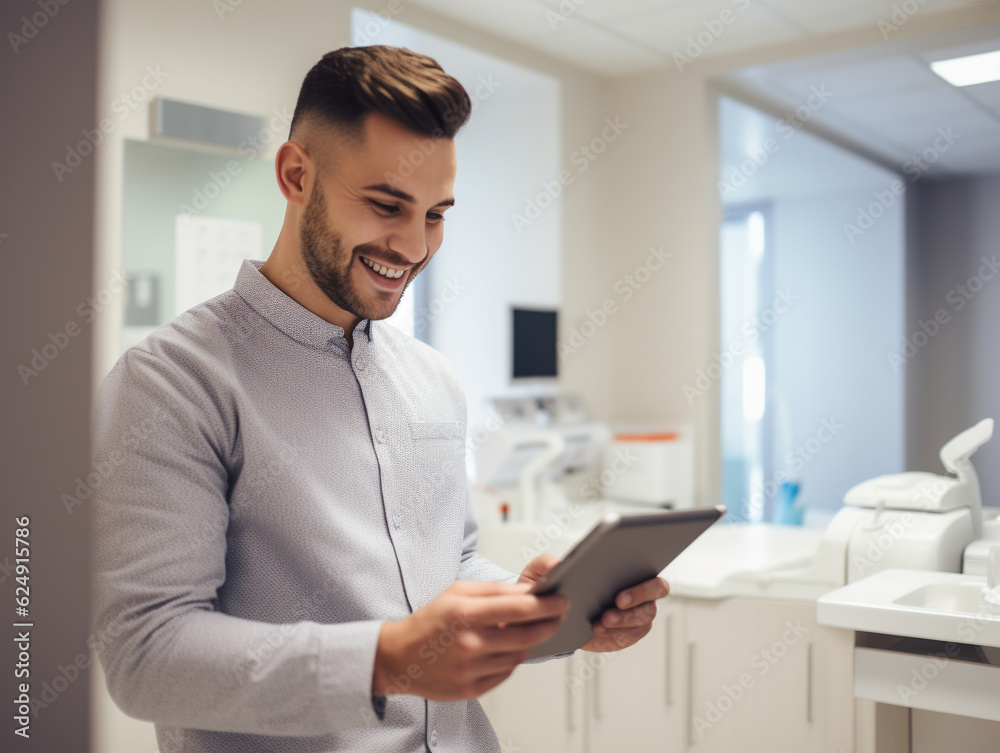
[525,505,725,659]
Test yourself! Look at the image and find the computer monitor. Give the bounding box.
[511,307,558,380]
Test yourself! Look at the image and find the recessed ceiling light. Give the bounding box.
[930,49,1000,87]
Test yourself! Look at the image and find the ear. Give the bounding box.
[274,140,313,205]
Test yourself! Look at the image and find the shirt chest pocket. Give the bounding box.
[407,421,466,510]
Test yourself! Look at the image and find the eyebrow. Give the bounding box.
[362,183,455,208]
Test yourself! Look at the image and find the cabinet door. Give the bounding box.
[587,596,685,752]
[682,598,818,753]
[808,622,854,752]
[480,651,586,753]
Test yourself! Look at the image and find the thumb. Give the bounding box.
[518,553,560,584]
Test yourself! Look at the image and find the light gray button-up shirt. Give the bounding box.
[92,258,553,752]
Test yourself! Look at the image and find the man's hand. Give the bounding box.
[372,580,570,701]
[518,553,670,654]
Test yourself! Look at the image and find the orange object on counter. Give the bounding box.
[613,432,679,442]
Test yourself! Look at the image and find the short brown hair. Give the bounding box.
[289,45,472,141]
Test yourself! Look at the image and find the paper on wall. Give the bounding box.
[175,214,262,315]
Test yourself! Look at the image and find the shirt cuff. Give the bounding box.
[371,695,387,720]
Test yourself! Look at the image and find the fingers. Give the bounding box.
[615,576,670,610]
[517,553,560,584]
[588,623,652,652]
[464,591,571,627]
[596,600,657,631]
[470,666,519,697]
[450,580,535,597]
[475,615,566,653]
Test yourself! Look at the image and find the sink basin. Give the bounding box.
[818,568,1000,648]
[893,581,1000,614]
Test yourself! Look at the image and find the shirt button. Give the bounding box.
[429,728,438,747]
[393,512,401,528]
[374,428,385,444]
[355,358,367,371]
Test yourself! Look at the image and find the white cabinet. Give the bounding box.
[481,596,854,753]
[480,597,681,753]
[586,597,685,752]
[479,646,586,753]
[681,597,853,753]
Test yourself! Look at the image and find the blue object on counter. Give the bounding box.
[773,481,803,525]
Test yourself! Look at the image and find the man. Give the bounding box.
[92,45,668,752]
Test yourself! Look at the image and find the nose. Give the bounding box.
[386,214,428,265]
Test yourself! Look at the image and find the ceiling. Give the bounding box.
[728,32,1000,175]
[411,0,995,76]
[413,0,1000,175]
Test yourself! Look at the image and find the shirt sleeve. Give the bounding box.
[91,348,386,736]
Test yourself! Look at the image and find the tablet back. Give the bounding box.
[526,506,724,659]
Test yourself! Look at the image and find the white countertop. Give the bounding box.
[477,501,836,601]
[662,521,835,600]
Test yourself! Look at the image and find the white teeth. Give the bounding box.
[362,256,405,280]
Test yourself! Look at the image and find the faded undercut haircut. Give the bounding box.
[288,45,472,145]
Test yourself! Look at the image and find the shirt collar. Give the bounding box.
[233,259,372,350]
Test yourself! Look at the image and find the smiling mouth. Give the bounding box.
[360,255,407,279]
